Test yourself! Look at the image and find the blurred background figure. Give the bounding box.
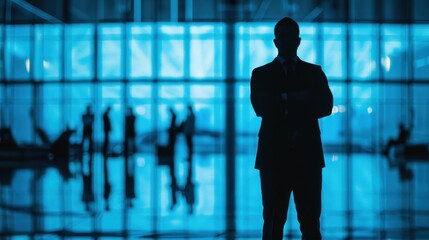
[124,106,137,207]
[102,106,112,211]
[81,105,95,211]
[167,107,179,211]
[383,122,412,156]
[182,104,196,160]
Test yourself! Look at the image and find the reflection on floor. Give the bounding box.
[1,150,429,239]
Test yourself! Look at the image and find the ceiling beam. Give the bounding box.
[11,0,63,24]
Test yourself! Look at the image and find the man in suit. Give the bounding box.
[250,17,333,240]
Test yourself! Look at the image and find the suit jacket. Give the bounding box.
[250,58,333,170]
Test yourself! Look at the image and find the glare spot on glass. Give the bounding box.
[381,56,391,72]
[136,106,146,115]
[42,60,50,69]
[338,105,346,113]
[25,59,30,73]
[331,154,339,162]
[332,106,338,114]
[137,157,146,167]
[367,106,373,114]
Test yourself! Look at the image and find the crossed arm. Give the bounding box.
[250,66,333,119]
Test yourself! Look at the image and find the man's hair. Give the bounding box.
[274,17,300,38]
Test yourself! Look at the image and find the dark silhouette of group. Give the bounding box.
[164,105,196,213]
[80,104,137,211]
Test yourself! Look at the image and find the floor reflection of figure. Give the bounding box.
[182,155,196,214]
[81,105,95,211]
[167,107,179,211]
[102,106,112,211]
[124,107,137,208]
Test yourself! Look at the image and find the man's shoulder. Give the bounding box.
[298,59,322,70]
[252,60,277,73]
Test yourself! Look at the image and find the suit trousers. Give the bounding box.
[260,166,322,240]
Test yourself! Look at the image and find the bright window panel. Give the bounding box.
[298,23,317,64]
[159,24,185,78]
[65,24,94,80]
[8,85,33,143]
[413,24,429,80]
[101,84,122,99]
[41,84,62,137]
[236,23,276,80]
[236,83,260,135]
[128,24,153,79]
[130,84,152,99]
[381,25,409,80]
[351,84,379,146]
[413,85,429,141]
[190,84,222,99]
[159,84,184,99]
[320,83,345,145]
[99,24,123,80]
[323,24,346,80]
[189,24,225,79]
[34,24,62,81]
[351,24,379,80]
[5,25,31,80]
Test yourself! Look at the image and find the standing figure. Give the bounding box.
[167,107,179,210]
[182,105,196,160]
[124,107,137,207]
[102,106,112,211]
[250,17,333,239]
[81,105,95,211]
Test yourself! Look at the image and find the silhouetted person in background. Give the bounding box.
[383,122,411,156]
[250,17,333,240]
[81,105,95,211]
[124,107,137,207]
[102,106,112,210]
[167,107,179,210]
[182,105,195,160]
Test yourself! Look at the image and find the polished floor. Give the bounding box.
[1,144,429,239]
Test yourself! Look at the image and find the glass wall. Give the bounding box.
[1,22,429,237]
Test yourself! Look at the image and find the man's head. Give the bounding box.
[274,17,301,58]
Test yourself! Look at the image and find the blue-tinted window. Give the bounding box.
[99,24,124,80]
[65,24,94,80]
[5,25,32,80]
[42,84,62,137]
[298,23,317,64]
[128,24,153,79]
[350,24,379,80]
[323,24,346,80]
[158,24,185,78]
[351,84,379,146]
[381,25,409,80]
[34,25,62,81]
[320,83,345,144]
[189,24,225,79]
[413,25,429,80]
[236,23,276,80]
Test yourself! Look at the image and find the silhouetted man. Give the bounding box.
[82,105,95,154]
[124,107,137,207]
[81,105,95,211]
[182,105,195,160]
[250,17,333,240]
[102,106,112,210]
[167,107,179,210]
